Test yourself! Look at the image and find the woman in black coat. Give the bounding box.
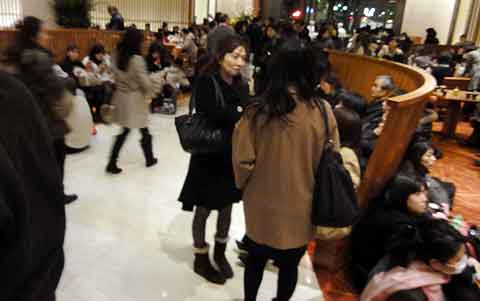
[0,71,66,301]
[179,35,250,285]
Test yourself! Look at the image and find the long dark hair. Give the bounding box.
[406,141,431,176]
[199,35,249,76]
[252,47,321,126]
[117,27,144,71]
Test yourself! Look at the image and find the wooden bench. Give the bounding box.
[327,50,437,208]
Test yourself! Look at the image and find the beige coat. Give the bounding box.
[233,100,340,250]
[339,147,361,190]
[112,54,153,129]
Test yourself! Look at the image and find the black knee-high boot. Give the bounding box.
[140,133,158,167]
[106,132,128,174]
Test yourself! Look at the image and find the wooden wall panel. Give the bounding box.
[0,29,123,63]
[91,0,191,31]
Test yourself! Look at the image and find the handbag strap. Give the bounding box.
[318,99,333,144]
[189,75,225,116]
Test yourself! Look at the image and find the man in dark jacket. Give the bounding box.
[106,6,125,31]
[207,14,235,56]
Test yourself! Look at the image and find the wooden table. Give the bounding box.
[436,89,480,138]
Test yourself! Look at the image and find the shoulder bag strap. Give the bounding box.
[211,75,226,107]
[188,82,197,116]
[190,75,225,116]
[318,99,332,143]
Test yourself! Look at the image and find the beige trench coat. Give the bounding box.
[111,54,153,129]
[233,100,340,250]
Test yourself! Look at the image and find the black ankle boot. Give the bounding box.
[106,163,122,174]
[106,132,128,174]
[140,134,158,167]
[214,241,234,279]
[194,247,226,285]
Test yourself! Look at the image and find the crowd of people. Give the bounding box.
[1,10,480,301]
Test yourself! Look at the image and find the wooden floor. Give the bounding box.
[310,122,480,301]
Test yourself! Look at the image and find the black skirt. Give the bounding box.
[179,152,241,211]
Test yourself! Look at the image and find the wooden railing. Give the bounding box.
[327,50,437,208]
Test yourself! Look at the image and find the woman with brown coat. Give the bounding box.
[233,47,339,301]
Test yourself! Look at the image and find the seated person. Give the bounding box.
[419,219,480,301]
[455,34,476,48]
[412,47,435,69]
[59,44,84,81]
[361,219,480,301]
[64,78,93,153]
[146,43,169,112]
[431,53,454,85]
[146,43,170,73]
[334,106,362,188]
[351,175,430,290]
[317,72,346,108]
[81,44,114,122]
[400,141,455,209]
[377,38,404,61]
[360,75,396,164]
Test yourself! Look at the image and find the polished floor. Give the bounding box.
[56,111,322,301]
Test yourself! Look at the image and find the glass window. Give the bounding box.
[0,0,22,28]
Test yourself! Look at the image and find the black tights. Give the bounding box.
[244,237,307,301]
[118,127,150,139]
[192,205,232,249]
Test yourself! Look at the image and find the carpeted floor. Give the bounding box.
[310,121,480,301]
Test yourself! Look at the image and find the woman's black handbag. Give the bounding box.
[312,100,360,229]
[175,76,230,154]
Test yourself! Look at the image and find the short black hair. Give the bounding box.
[417,219,466,264]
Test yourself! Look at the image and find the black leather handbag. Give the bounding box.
[312,100,360,228]
[175,76,231,155]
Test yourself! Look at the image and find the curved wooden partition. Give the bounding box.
[327,50,437,208]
